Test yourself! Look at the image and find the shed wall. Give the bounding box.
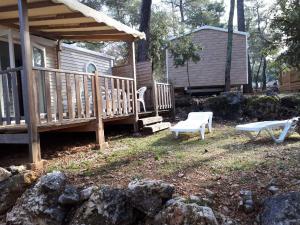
[168,29,248,88]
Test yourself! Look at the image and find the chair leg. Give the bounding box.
[142,101,146,112]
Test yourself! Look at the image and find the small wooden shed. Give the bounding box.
[166,26,248,93]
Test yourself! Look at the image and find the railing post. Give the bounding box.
[18,0,41,167]
[153,80,159,116]
[94,71,107,149]
[171,84,176,121]
[130,41,139,132]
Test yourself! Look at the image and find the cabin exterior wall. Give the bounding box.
[167,29,248,88]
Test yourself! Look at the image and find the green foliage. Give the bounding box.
[270,0,300,68]
[168,33,201,67]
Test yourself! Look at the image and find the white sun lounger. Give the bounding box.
[170,112,213,139]
[236,117,299,143]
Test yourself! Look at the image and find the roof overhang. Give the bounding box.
[169,25,248,41]
[0,0,145,42]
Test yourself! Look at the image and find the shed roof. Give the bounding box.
[169,25,248,41]
[0,0,145,42]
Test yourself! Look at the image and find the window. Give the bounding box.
[32,46,45,67]
[86,62,97,73]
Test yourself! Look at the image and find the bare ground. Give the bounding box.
[0,122,300,224]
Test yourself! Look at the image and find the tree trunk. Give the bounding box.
[224,0,235,92]
[179,0,184,22]
[237,0,253,93]
[237,0,245,31]
[255,56,263,90]
[262,57,267,90]
[186,60,191,89]
[137,0,152,62]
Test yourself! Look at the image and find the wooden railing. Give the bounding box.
[155,82,174,110]
[0,67,24,125]
[99,74,135,118]
[32,67,97,124]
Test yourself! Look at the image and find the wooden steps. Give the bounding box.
[138,116,163,126]
[138,116,170,134]
[144,122,171,133]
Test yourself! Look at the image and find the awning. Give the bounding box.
[0,0,145,42]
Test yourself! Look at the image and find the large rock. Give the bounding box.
[6,171,67,225]
[203,92,245,120]
[148,197,219,225]
[128,179,174,217]
[0,167,11,182]
[261,191,300,225]
[0,170,37,214]
[70,186,136,225]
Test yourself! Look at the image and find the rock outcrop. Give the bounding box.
[128,179,174,217]
[70,186,135,225]
[148,197,219,225]
[6,171,67,225]
[260,191,300,225]
[0,169,37,214]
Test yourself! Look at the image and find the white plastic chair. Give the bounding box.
[170,112,213,140]
[236,117,299,143]
[137,86,147,112]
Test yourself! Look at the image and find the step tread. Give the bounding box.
[138,116,163,126]
[144,122,171,133]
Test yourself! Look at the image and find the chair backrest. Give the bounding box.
[137,86,147,100]
[187,112,212,121]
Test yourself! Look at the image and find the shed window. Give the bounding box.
[32,46,45,67]
[86,62,97,73]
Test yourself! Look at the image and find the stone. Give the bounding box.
[0,167,12,182]
[147,197,219,225]
[6,171,67,225]
[7,165,26,175]
[261,191,300,225]
[240,190,255,213]
[205,189,216,198]
[0,171,37,214]
[58,185,80,205]
[80,186,95,201]
[268,185,279,195]
[127,179,175,217]
[70,186,135,225]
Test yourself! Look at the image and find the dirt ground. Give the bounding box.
[0,122,299,224]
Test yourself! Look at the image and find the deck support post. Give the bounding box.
[130,41,139,132]
[153,80,159,116]
[171,84,176,121]
[94,71,107,149]
[18,0,41,165]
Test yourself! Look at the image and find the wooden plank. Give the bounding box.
[2,73,11,125]
[91,77,96,117]
[10,71,21,124]
[55,72,63,122]
[122,79,127,115]
[138,116,163,126]
[18,0,41,164]
[131,80,134,114]
[126,80,130,113]
[0,133,29,144]
[110,77,115,116]
[75,76,82,118]
[157,84,161,110]
[83,75,90,118]
[153,80,158,116]
[0,94,3,125]
[94,71,106,149]
[33,70,41,124]
[44,71,52,122]
[144,122,171,134]
[116,79,121,115]
[0,2,63,13]
[66,74,73,119]
[104,77,110,116]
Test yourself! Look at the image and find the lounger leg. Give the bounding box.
[200,125,205,140]
[208,116,212,133]
[245,131,261,140]
[174,131,179,139]
[266,127,289,144]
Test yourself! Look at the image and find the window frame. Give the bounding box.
[85,62,97,73]
[32,43,47,68]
